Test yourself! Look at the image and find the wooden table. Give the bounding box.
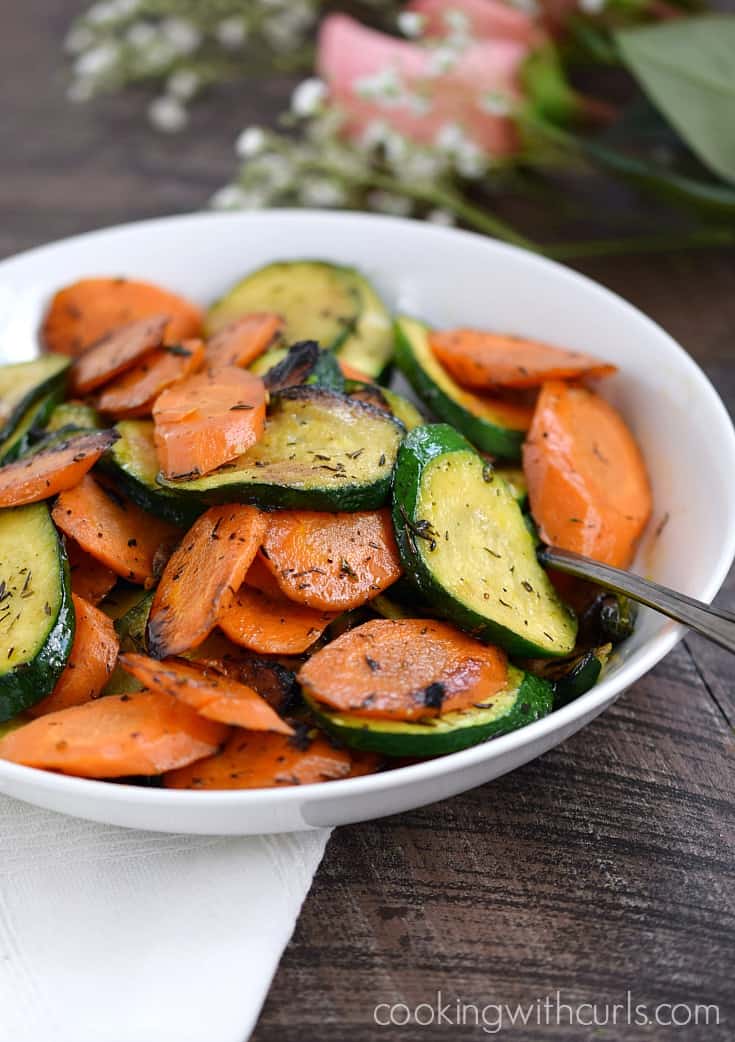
[3,4,733,1039]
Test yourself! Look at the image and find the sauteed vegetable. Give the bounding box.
[0,261,651,787]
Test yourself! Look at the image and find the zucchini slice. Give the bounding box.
[101,420,204,527]
[0,503,74,720]
[0,355,69,441]
[495,465,528,508]
[207,261,393,379]
[159,388,405,511]
[305,665,553,757]
[394,317,528,460]
[263,341,345,394]
[0,390,61,464]
[45,401,102,433]
[524,644,611,708]
[392,424,577,657]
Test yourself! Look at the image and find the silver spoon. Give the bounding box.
[538,545,735,655]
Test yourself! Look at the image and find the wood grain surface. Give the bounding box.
[2,4,733,1039]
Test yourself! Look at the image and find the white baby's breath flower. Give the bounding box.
[403,150,446,181]
[435,122,466,154]
[291,78,327,118]
[366,190,413,217]
[454,141,486,179]
[427,44,459,77]
[384,132,408,166]
[126,22,156,49]
[148,94,188,132]
[167,69,199,101]
[578,0,607,11]
[86,1,121,25]
[408,92,432,116]
[427,208,456,226]
[64,26,95,55]
[299,178,347,208]
[355,67,403,105]
[161,18,201,56]
[211,185,249,209]
[263,13,303,52]
[397,11,425,38]
[74,42,119,80]
[359,120,390,151]
[215,16,248,49]
[248,154,293,192]
[236,126,267,158]
[479,91,513,117]
[444,9,470,33]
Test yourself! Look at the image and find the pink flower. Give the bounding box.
[407,0,544,47]
[317,13,535,158]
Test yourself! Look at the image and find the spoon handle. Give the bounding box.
[539,546,735,655]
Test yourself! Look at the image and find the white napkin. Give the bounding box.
[0,795,330,1042]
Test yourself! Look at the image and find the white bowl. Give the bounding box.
[0,211,733,834]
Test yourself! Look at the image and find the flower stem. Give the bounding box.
[546,226,735,259]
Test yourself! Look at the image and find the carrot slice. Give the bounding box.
[205,313,283,370]
[164,728,351,789]
[196,655,299,714]
[119,653,293,733]
[52,474,181,585]
[523,381,652,568]
[41,277,203,357]
[153,367,266,479]
[338,360,374,382]
[0,691,227,777]
[147,505,267,658]
[0,429,117,508]
[28,594,119,717]
[218,585,335,655]
[261,509,402,611]
[430,329,617,390]
[346,749,385,778]
[243,552,288,600]
[96,338,205,417]
[66,539,117,605]
[298,618,508,721]
[69,315,168,395]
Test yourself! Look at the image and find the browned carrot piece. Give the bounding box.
[52,474,181,585]
[153,367,266,479]
[523,381,652,568]
[41,277,203,357]
[346,749,385,778]
[299,618,508,721]
[28,594,119,717]
[338,360,374,382]
[164,728,351,789]
[119,653,293,733]
[261,509,402,612]
[218,585,335,655]
[147,505,267,657]
[195,655,298,714]
[69,315,168,395]
[0,691,227,777]
[205,313,283,370]
[96,339,205,417]
[0,429,117,508]
[243,552,287,600]
[66,539,117,605]
[430,329,617,390]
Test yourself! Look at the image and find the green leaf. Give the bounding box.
[616,16,735,185]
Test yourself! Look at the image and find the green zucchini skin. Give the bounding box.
[394,316,525,460]
[0,390,62,464]
[100,420,204,527]
[0,355,70,442]
[0,504,75,721]
[392,424,577,658]
[158,387,405,512]
[522,644,611,708]
[304,667,553,757]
